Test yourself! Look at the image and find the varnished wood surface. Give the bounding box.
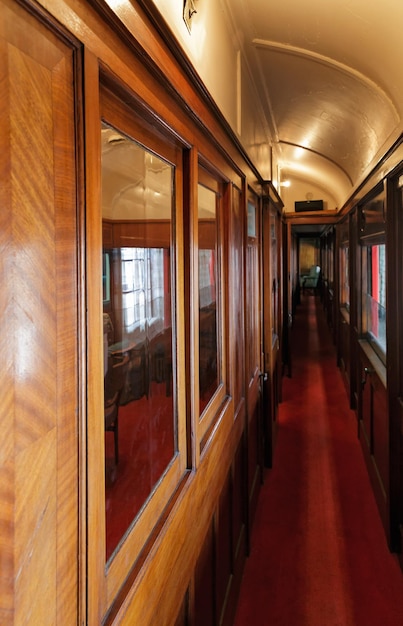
[7,0,403,623]
[359,344,388,517]
[0,1,79,623]
[1,1,263,624]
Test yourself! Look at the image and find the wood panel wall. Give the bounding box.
[0,0,269,624]
[0,1,79,622]
[329,148,403,559]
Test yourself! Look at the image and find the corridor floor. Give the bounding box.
[234,294,403,626]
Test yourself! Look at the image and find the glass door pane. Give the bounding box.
[102,123,176,560]
[198,183,220,415]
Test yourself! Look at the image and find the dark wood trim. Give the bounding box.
[261,179,284,211]
[17,0,83,46]
[284,211,339,226]
[386,169,403,551]
[89,0,263,189]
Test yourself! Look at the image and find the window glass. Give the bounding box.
[328,235,334,289]
[247,201,256,237]
[247,200,259,381]
[359,183,386,362]
[340,245,350,310]
[198,183,220,415]
[102,123,176,560]
[362,243,386,358]
[271,214,278,340]
[103,251,111,303]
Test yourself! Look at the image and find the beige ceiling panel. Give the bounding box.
[276,143,351,208]
[255,45,398,183]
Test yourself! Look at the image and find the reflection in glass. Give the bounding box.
[198,184,219,414]
[102,123,176,560]
[340,246,350,310]
[271,216,278,341]
[103,252,110,303]
[362,243,386,359]
[364,294,386,353]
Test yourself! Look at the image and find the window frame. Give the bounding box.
[339,243,350,312]
[358,183,387,365]
[87,82,188,609]
[246,195,261,383]
[360,242,386,363]
[196,164,228,452]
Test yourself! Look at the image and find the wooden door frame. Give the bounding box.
[261,184,283,467]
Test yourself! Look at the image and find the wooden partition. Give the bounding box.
[331,143,403,558]
[320,227,336,335]
[387,166,403,557]
[336,217,351,398]
[0,0,271,623]
[358,342,389,533]
[261,187,284,467]
[0,2,80,622]
[245,189,264,538]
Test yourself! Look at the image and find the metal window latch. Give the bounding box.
[361,366,374,389]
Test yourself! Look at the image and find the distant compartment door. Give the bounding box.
[261,192,282,467]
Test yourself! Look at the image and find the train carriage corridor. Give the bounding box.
[5,1,403,623]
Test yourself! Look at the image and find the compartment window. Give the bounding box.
[362,243,386,357]
[102,125,177,560]
[198,183,220,415]
[359,183,386,363]
[340,244,350,311]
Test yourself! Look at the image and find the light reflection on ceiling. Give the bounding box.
[222,0,403,209]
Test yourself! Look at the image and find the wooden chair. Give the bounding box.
[301,265,321,293]
[104,354,129,465]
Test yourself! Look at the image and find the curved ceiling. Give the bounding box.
[225,0,403,208]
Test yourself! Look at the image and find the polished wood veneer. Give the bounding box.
[0,1,79,622]
[0,1,272,623]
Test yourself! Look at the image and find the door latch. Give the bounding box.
[361,366,374,389]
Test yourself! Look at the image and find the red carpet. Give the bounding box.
[105,381,174,560]
[234,294,403,625]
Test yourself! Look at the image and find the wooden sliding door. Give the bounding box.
[261,193,282,467]
[245,192,263,533]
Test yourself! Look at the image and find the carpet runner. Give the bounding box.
[234,294,403,625]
